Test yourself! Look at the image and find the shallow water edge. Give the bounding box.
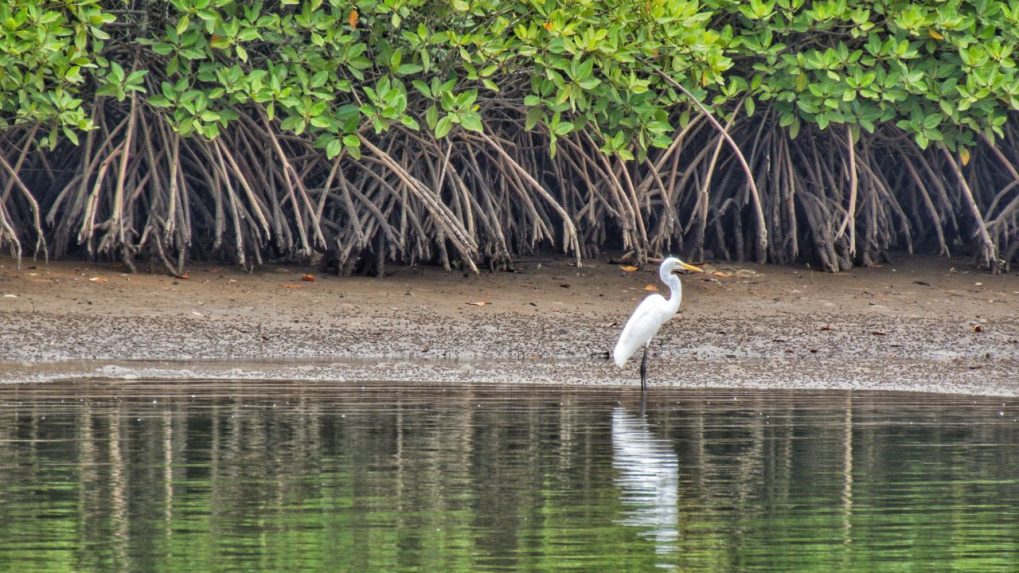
[2,356,1017,397]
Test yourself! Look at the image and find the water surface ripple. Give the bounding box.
[0,381,1016,572]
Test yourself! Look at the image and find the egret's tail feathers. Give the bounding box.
[612,342,629,368]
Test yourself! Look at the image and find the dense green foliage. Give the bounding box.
[3,0,1019,272]
[5,0,731,156]
[13,0,1019,153]
[724,0,1019,149]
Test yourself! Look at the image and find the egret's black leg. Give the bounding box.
[640,344,649,390]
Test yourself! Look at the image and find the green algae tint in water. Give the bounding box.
[0,382,1017,572]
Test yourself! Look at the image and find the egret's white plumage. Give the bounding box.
[613,257,702,387]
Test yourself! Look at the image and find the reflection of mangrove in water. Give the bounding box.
[0,382,1016,572]
[612,407,678,562]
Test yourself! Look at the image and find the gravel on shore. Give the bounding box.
[2,255,1017,395]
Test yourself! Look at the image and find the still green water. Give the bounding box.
[0,381,1016,572]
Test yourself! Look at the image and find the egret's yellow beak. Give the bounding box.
[678,261,703,273]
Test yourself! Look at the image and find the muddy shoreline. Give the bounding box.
[2,255,1017,395]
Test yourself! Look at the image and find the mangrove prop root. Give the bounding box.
[1,101,1018,274]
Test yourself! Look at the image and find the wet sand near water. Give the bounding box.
[1,255,1017,395]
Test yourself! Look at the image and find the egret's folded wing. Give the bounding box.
[613,294,667,366]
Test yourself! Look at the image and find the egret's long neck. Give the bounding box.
[660,266,683,315]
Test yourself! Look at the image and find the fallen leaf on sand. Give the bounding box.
[559,283,570,288]
[89,277,108,283]
[619,265,639,272]
[192,311,204,317]
[712,271,733,277]
[280,283,304,289]
[972,324,984,333]
[3,294,17,298]
[643,284,658,292]
[871,331,887,336]
[301,274,316,282]
[465,301,489,306]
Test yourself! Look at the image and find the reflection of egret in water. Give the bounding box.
[612,407,679,563]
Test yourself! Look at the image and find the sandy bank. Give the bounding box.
[1,255,1017,395]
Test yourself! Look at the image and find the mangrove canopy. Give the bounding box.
[2,0,1019,274]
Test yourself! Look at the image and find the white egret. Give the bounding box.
[613,257,703,389]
